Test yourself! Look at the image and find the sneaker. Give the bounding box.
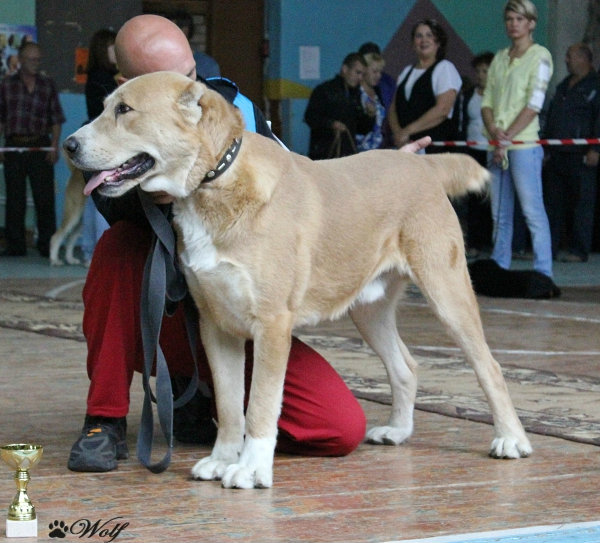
[172,375,217,445]
[68,415,128,472]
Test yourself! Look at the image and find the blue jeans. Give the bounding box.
[488,146,553,277]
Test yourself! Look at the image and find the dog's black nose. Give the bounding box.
[63,137,79,155]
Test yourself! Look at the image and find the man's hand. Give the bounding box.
[400,136,431,153]
[46,149,59,164]
[331,121,348,134]
[585,149,599,167]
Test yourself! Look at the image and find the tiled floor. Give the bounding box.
[0,252,599,542]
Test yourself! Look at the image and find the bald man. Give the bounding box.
[68,15,367,473]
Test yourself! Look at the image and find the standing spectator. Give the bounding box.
[0,42,65,257]
[481,0,554,279]
[457,51,495,255]
[543,43,600,263]
[358,41,395,109]
[80,29,117,265]
[304,53,374,159]
[388,19,462,153]
[356,52,387,151]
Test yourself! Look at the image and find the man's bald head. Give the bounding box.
[115,14,196,80]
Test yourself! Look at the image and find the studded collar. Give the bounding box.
[202,138,242,183]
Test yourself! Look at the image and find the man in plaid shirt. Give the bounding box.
[0,42,65,257]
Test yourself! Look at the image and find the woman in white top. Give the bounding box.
[388,19,462,151]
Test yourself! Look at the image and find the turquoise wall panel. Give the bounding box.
[0,0,35,24]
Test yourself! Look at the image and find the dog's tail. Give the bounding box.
[425,153,491,199]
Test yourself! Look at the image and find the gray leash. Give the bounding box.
[137,187,210,473]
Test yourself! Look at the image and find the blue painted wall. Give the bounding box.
[0,0,35,23]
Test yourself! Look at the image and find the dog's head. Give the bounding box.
[63,71,244,198]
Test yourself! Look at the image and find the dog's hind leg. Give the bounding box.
[50,169,86,266]
[409,245,532,459]
[64,222,84,265]
[350,274,418,446]
[191,317,247,482]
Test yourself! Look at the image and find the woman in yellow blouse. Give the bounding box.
[481,0,554,278]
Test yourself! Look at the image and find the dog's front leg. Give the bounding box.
[191,317,246,482]
[221,318,292,489]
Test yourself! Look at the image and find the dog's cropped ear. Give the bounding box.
[176,81,205,125]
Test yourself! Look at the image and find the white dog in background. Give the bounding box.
[49,165,86,266]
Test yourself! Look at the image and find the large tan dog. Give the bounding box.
[63,72,531,489]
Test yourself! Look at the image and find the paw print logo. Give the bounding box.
[49,520,69,538]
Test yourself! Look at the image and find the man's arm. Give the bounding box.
[304,84,334,131]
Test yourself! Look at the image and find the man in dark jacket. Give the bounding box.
[304,53,375,159]
[543,42,600,263]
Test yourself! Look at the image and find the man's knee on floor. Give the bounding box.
[277,403,366,457]
[326,403,367,456]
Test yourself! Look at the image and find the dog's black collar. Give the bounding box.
[202,137,242,183]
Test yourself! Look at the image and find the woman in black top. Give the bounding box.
[388,19,462,151]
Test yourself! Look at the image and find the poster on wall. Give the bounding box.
[0,24,37,78]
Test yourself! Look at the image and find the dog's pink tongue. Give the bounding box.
[83,169,118,195]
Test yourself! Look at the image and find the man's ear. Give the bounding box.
[115,73,128,86]
[177,80,205,124]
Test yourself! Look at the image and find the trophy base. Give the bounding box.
[6,518,37,538]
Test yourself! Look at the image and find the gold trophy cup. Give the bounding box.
[1,444,43,538]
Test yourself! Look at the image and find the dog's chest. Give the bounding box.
[174,204,255,331]
[174,205,219,272]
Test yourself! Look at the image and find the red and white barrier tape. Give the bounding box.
[431,138,600,147]
[0,146,56,152]
[1,138,599,152]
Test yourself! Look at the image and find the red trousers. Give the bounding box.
[82,221,366,456]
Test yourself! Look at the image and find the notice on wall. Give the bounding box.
[299,46,320,80]
[0,24,37,78]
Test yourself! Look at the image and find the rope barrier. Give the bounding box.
[0,146,56,152]
[431,138,600,147]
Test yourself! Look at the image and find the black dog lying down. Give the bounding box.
[468,258,561,299]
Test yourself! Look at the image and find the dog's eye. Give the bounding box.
[114,103,132,117]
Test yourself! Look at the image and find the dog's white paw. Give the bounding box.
[217,435,275,489]
[366,425,412,446]
[49,258,64,267]
[489,435,532,459]
[65,256,81,266]
[191,456,230,481]
[221,463,273,489]
[191,441,243,481]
